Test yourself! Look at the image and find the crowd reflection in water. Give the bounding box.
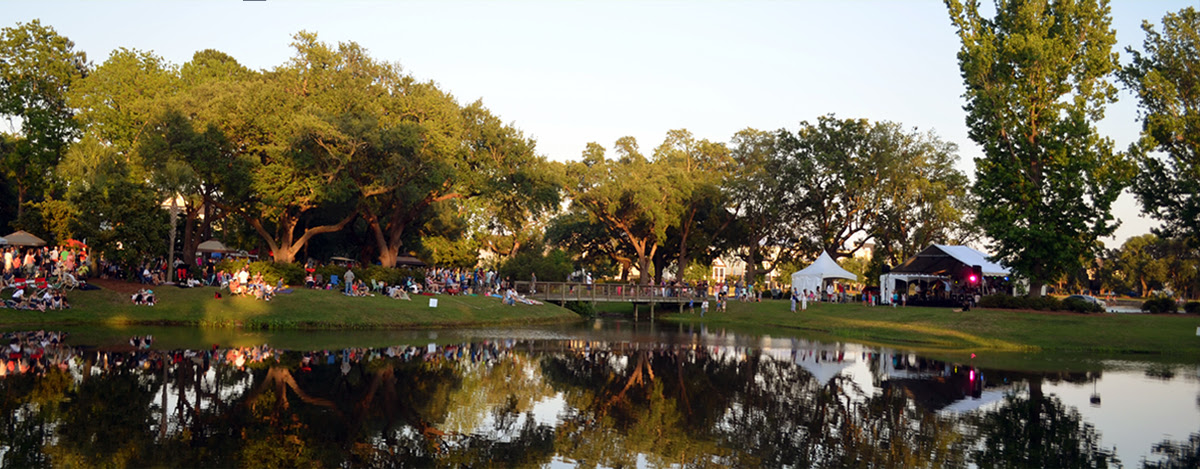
[0,331,1195,468]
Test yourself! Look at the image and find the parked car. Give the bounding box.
[1065,294,1107,309]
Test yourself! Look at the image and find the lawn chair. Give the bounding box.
[371,279,384,293]
[330,274,340,288]
[54,273,79,291]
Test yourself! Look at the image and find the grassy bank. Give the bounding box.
[1,284,581,329]
[661,299,1200,357]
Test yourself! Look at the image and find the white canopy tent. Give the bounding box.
[880,244,1011,304]
[790,251,858,295]
[196,239,233,253]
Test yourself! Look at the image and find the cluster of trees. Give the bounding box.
[1096,234,1199,298]
[553,119,971,285]
[2,2,1198,294]
[1,24,558,273]
[0,20,972,286]
[946,1,1200,297]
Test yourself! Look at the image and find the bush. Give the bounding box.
[978,294,1011,309]
[1185,302,1200,314]
[1141,297,1179,314]
[1062,297,1103,314]
[563,301,595,317]
[978,294,1099,312]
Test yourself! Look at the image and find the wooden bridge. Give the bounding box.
[514,281,704,314]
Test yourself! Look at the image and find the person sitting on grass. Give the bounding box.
[132,289,156,306]
[50,291,66,310]
[387,284,411,300]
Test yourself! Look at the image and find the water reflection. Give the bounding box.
[1,328,1196,468]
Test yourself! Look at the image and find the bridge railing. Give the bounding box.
[513,281,708,303]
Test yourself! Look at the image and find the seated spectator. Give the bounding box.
[387,285,411,300]
[132,289,156,306]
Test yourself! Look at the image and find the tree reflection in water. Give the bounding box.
[0,333,1141,468]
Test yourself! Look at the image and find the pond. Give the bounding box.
[1,320,1197,468]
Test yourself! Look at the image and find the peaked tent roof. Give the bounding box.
[791,251,858,293]
[2,230,46,247]
[891,244,1010,277]
[792,251,858,281]
[396,256,427,267]
[196,239,233,253]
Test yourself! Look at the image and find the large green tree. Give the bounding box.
[870,128,972,268]
[726,128,794,284]
[1120,7,1200,248]
[946,0,1130,296]
[565,139,681,284]
[0,20,88,219]
[651,129,733,280]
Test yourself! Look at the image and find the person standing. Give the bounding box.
[530,272,537,294]
[801,289,808,311]
[790,288,798,312]
[344,268,355,294]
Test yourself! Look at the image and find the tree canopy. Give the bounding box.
[946,0,1131,296]
[1121,7,1200,248]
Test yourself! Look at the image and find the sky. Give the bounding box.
[7,0,1192,249]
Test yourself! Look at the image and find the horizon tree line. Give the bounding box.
[1,3,1197,295]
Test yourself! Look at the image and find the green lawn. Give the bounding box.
[662,299,1200,358]
[1,284,581,329]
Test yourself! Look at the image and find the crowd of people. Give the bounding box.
[1,245,85,311]
[217,266,285,301]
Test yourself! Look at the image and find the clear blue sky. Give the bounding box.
[8,0,1190,247]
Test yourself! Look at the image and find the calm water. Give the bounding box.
[1,320,1197,468]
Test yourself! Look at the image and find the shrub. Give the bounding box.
[1141,297,1179,314]
[979,294,1100,312]
[978,294,1011,309]
[1062,297,1103,314]
[563,301,595,317]
[1185,302,1200,314]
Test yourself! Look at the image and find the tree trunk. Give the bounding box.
[637,251,652,285]
[15,183,28,219]
[1029,280,1045,298]
[676,207,695,279]
[745,247,759,287]
[182,204,198,267]
[247,212,355,264]
[653,248,669,284]
[166,197,179,283]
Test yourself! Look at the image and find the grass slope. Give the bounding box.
[1,284,580,329]
[662,299,1200,357]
